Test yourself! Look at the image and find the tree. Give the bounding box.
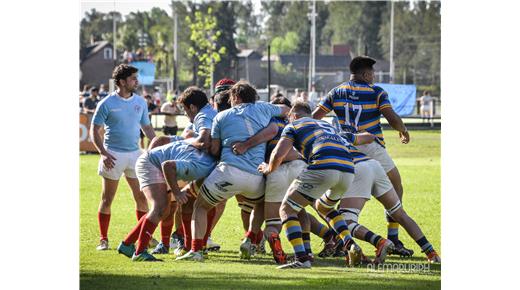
[186,6,226,88]
[271,31,299,55]
[80,9,113,47]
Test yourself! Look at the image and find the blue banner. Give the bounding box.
[130,61,156,85]
[375,83,416,116]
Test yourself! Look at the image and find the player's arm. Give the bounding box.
[312,106,328,120]
[161,161,188,205]
[282,147,302,162]
[148,136,172,150]
[258,137,293,175]
[90,124,117,169]
[209,138,221,157]
[232,122,278,155]
[380,107,409,144]
[141,124,157,141]
[184,128,211,152]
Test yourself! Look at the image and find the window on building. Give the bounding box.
[104,48,112,60]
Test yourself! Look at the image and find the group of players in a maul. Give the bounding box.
[89,56,440,270]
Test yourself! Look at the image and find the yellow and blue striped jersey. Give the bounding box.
[339,132,371,164]
[281,117,354,173]
[265,117,288,162]
[318,80,392,147]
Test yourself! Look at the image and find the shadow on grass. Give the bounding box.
[81,264,440,290]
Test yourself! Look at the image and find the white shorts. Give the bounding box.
[135,152,165,190]
[199,163,265,206]
[420,105,432,112]
[98,148,142,180]
[356,141,396,173]
[289,169,355,201]
[343,159,394,199]
[265,160,307,203]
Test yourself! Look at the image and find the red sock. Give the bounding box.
[245,230,256,243]
[203,208,216,247]
[161,215,174,247]
[191,239,204,252]
[182,213,192,250]
[98,212,111,241]
[124,215,147,245]
[135,218,158,254]
[255,230,264,245]
[136,210,147,221]
[175,226,184,236]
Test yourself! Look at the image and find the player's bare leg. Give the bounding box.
[176,195,214,261]
[376,188,440,263]
[206,200,226,251]
[96,177,119,250]
[152,198,176,254]
[236,194,252,232]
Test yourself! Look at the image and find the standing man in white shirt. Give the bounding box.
[160,96,180,136]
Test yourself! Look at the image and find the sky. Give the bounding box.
[80,0,262,20]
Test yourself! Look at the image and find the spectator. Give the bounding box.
[291,88,300,104]
[99,84,109,100]
[136,48,144,61]
[297,91,316,111]
[123,50,132,63]
[309,84,319,105]
[83,87,99,125]
[160,95,180,136]
[140,95,159,149]
[419,90,434,123]
[80,84,90,111]
[153,87,162,106]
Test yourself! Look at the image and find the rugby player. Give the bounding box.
[337,133,441,263]
[176,81,290,261]
[90,64,156,251]
[259,102,361,269]
[116,138,216,261]
[312,55,414,256]
[233,96,307,264]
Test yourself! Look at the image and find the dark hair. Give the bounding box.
[144,95,152,100]
[112,64,138,86]
[214,90,231,112]
[271,96,292,108]
[349,56,376,74]
[178,86,208,111]
[90,86,98,93]
[230,81,257,104]
[424,90,430,95]
[292,101,312,115]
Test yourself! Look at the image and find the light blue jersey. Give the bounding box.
[193,103,217,134]
[211,102,283,175]
[148,140,217,181]
[92,92,150,152]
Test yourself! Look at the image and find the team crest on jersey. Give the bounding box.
[350,91,359,100]
[134,105,141,112]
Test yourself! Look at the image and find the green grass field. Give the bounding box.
[80,130,440,289]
